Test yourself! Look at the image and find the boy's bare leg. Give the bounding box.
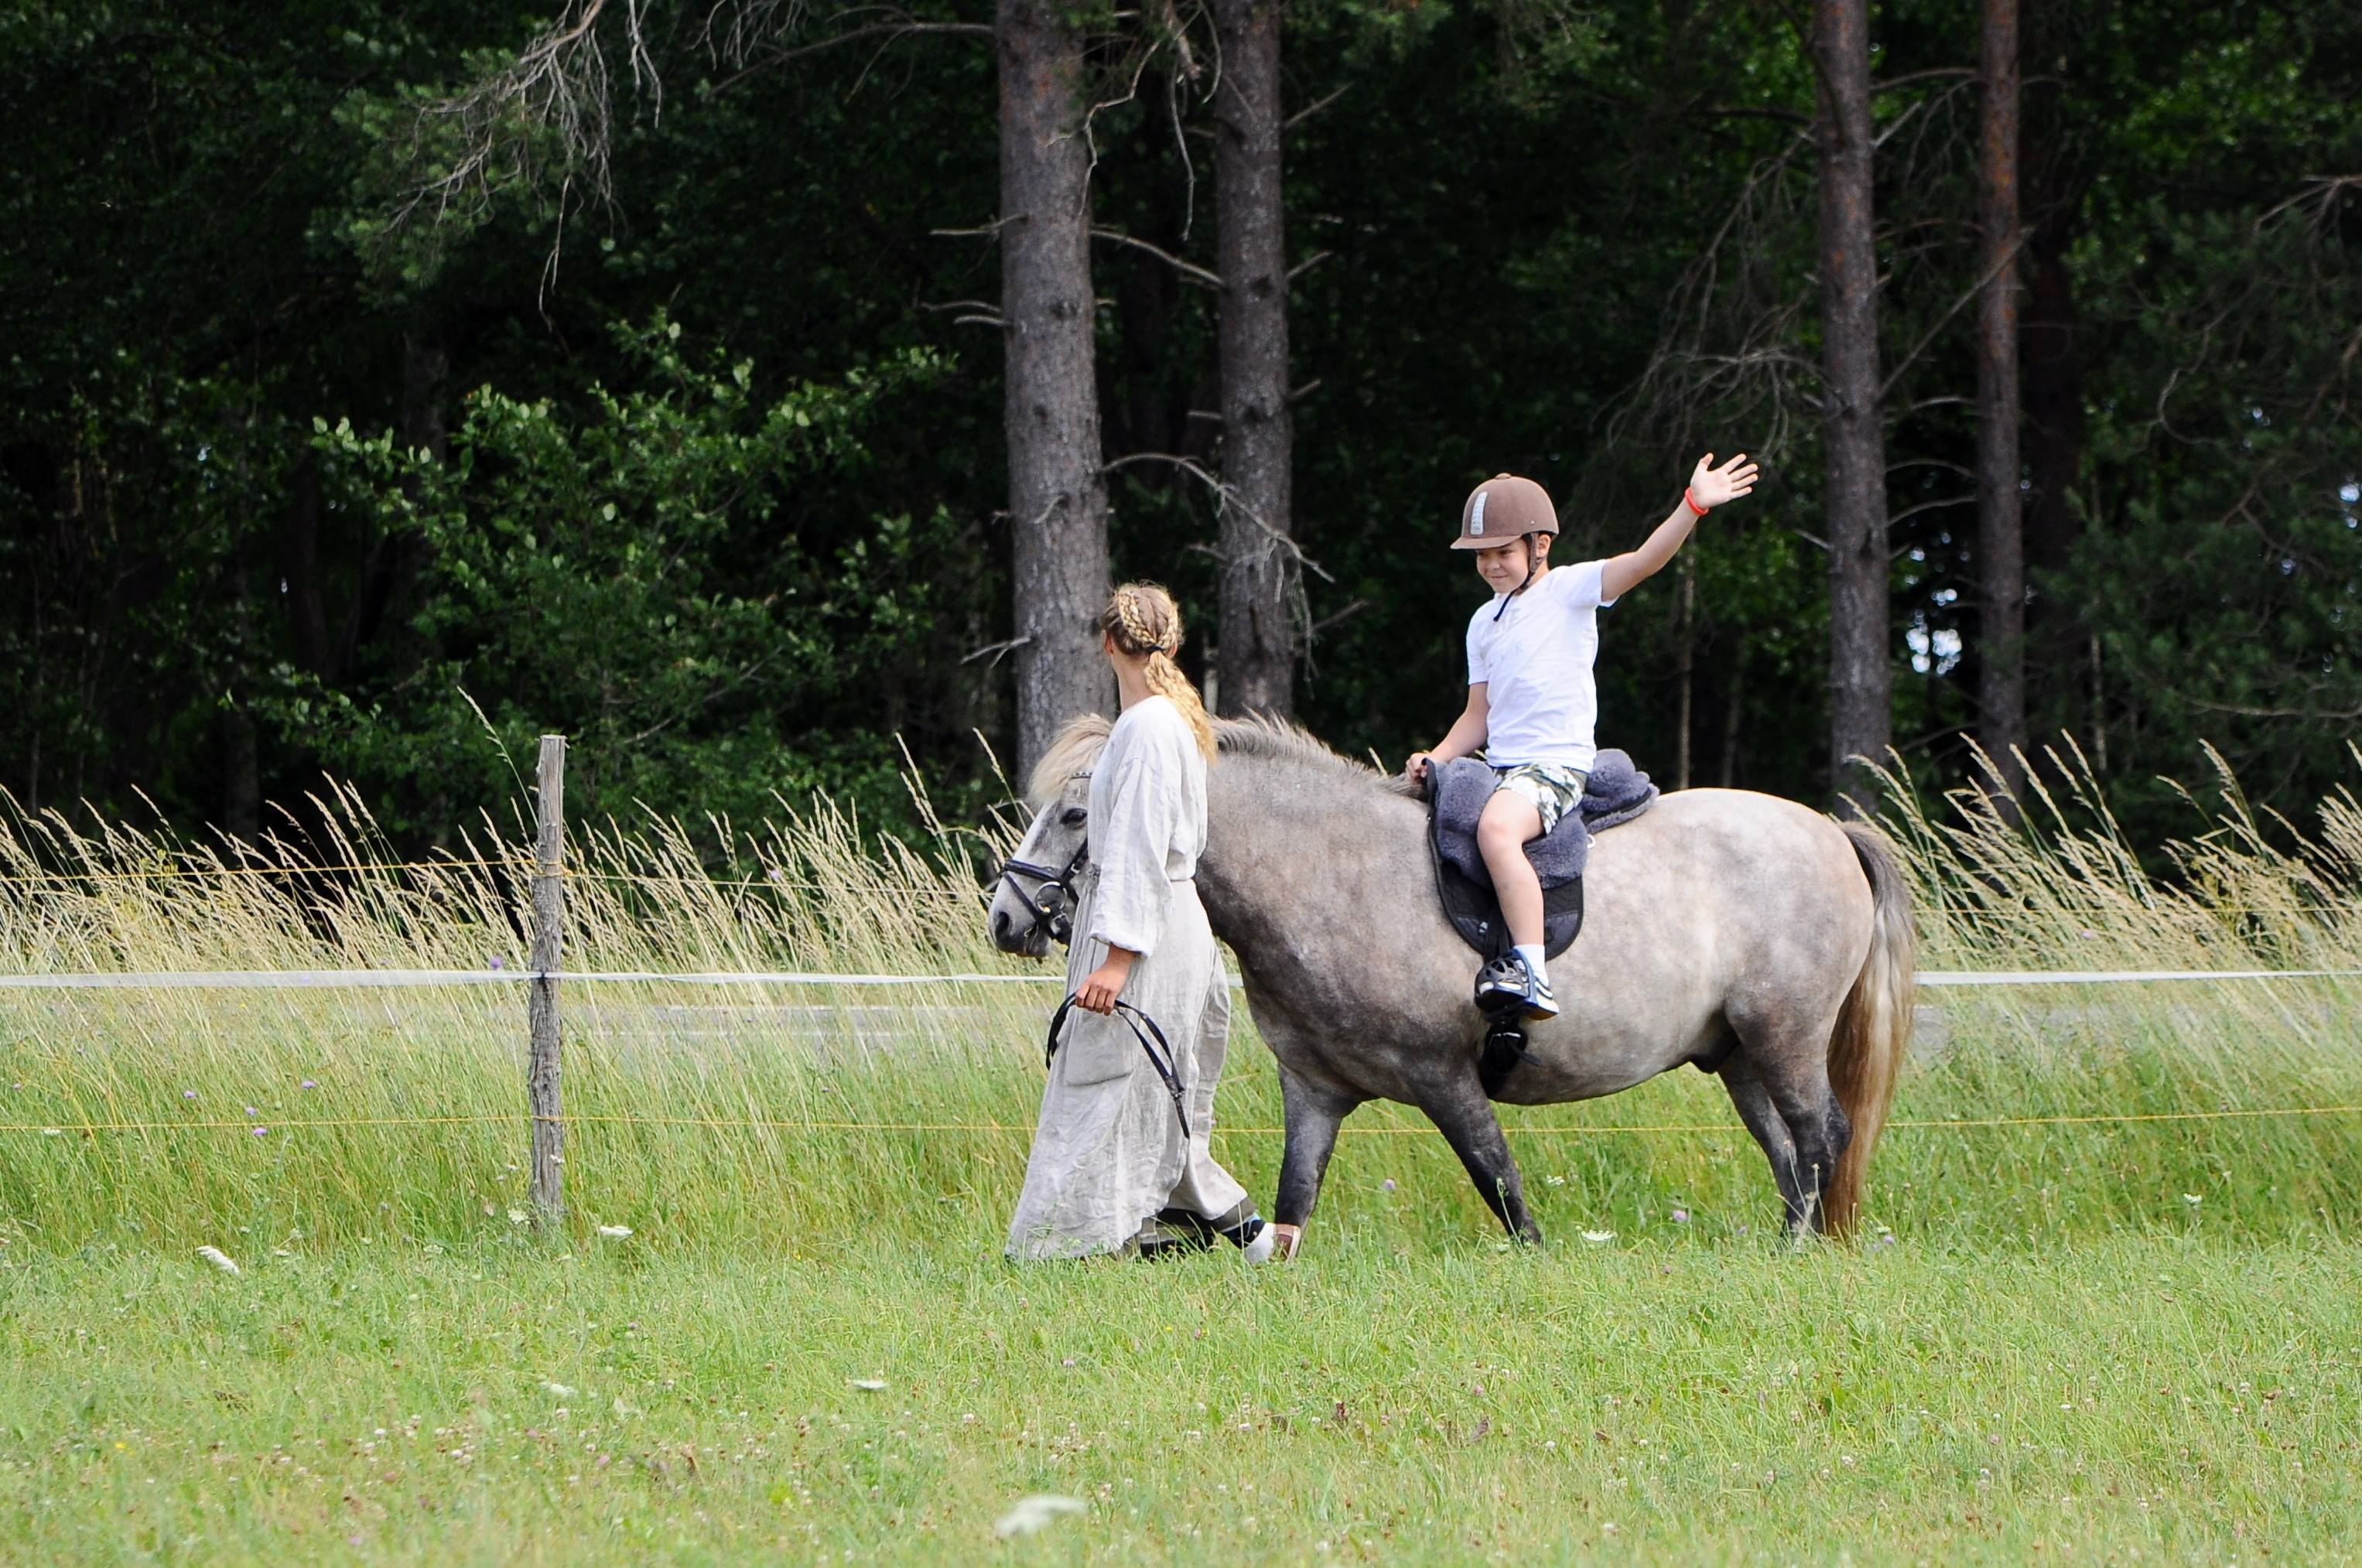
[1475,791,1547,948]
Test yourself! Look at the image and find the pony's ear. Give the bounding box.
[1027,713,1113,807]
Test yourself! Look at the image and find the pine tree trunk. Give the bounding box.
[1975,0,2026,798]
[1814,0,1892,813]
[1212,0,1294,718]
[1000,0,1113,773]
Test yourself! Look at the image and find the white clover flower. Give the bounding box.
[1581,1230,1616,1244]
[2183,1194,2203,1208]
[508,1208,529,1225]
[542,1382,577,1398]
[196,1246,240,1275]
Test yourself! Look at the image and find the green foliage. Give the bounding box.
[286,317,952,833]
[2,0,2360,852]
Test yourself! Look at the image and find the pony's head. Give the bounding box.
[986,714,1111,957]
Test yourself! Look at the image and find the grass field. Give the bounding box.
[0,753,2359,1562]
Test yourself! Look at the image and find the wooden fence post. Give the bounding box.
[528,735,566,1227]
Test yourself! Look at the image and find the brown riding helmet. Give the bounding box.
[1451,474,1559,549]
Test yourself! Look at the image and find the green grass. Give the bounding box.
[1,753,2361,1559]
[4,1226,2357,1564]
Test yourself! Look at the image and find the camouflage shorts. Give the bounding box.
[1492,762,1591,835]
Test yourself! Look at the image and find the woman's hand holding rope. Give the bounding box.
[1075,945,1139,1014]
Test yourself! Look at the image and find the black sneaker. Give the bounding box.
[1134,1211,1216,1259]
[1474,951,1559,1022]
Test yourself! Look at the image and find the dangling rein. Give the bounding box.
[1043,994,1192,1140]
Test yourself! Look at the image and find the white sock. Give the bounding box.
[1514,944,1550,986]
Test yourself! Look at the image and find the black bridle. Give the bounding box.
[996,835,1089,948]
[997,771,1094,948]
[996,780,1192,1138]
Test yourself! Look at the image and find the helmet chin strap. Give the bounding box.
[1492,534,1543,622]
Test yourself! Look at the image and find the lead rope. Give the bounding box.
[1043,992,1192,1141]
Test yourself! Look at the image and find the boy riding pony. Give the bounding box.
[1406,453,1758,1020]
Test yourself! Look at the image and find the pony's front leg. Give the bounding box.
[1271,1068,1361,1259]
[1418,1073,1542,1244]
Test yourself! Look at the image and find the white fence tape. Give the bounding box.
[0,969,1056,990]
[1916,969,2362,986]
[0,966,2354,990]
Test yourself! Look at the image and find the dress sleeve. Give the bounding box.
[1086,728,1186,958]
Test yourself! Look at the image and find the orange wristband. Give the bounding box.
[1683,487,1710,518]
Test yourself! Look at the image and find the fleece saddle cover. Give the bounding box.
[1427,750,1659,962]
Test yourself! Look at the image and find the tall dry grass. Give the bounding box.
[0,745,2354,1257]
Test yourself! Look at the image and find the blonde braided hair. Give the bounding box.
[1098,582,1216,760]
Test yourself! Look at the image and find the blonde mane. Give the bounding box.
[1026,712,1415,808]
[1026,713,1114,808]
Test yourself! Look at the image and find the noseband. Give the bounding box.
[996,777,1093,948]
[996,837,1089,947]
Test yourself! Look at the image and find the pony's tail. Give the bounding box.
[1824,821,1916,1235]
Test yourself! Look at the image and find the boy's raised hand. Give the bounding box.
[1688,452,1759,510]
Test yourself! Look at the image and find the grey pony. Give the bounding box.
[990,716,1916,1246]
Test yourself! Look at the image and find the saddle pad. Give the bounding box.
[1427,750,1657,961]
[1434,852,1585,960]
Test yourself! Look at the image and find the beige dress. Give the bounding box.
[1004,697,1250,1261]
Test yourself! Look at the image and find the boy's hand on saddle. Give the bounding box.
[1405,751,1437,794]
[1075,946,1139,1014]
[1687,452,1759,510]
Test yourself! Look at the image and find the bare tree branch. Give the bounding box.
[1089,227,1225,288]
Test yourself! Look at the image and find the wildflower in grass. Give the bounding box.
[993,1495,1085,1538]
[1546,1175,1566,1187]
[596,1225,632,1239]
[183,1090,197,1100]
[849,1378,887,1391]
[40,1128,59,1137]
[1582,1230,1615,1243]
[1382,1179,1396,1192]
[489,956,505,970]
[251,1127,267,1136]
[196,1246,240,1275]
[2183,1194,2203,1208]
[508,1208,528,1225]
[244,1107,258,1117]
[300,1080,316,1091]
[1671,1208,1690,1223]
[544,1382,577,1397]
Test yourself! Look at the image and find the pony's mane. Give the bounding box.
[1215,715,1403,788]
[1027,711,1417,808]
[1027,713,1113,807]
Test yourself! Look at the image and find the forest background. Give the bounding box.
[2,0,2357,857]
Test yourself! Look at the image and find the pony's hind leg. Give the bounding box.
[1417,1073,1542,1244]
[1273,1068,1362,1255]
[1721,1050,1851,1236]
[1718,1058,1810,1232]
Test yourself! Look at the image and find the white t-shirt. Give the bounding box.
[1465,558,1617,770]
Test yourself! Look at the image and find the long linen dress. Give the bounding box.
[1005,695,1251,1261]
